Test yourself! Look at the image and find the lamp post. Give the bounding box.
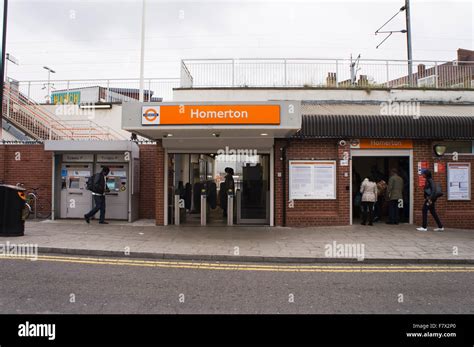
[43,66,55,103]
[139,0,146,102]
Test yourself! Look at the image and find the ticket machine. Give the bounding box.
[60,163,93,218]
[96,154,129,220]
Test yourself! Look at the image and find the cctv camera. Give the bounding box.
[339,140,346,147]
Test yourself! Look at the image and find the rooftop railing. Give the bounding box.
[180,58,474,89]
[15,78,180,104]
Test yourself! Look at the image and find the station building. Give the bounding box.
[1,58,474,230]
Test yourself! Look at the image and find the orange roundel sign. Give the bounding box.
[143,108,159,123]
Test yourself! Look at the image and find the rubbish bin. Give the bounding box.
[0,184,27,236]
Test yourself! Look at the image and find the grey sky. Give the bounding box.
[5,0,473,81]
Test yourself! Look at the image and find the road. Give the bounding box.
[0,254,473,314]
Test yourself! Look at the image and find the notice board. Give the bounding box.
[289,161,336,200]
[447,163,471,200]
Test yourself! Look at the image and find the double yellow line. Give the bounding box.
[2,254,474,273]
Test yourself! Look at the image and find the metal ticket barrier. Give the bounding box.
[200,188,207,226]
[227,189,234,226]
[174,194,186,225]
[60,163,93,218]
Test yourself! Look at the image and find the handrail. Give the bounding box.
[3,84,125,140]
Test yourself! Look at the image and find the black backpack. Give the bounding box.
[434,182,443,198]
[86,174,96,191]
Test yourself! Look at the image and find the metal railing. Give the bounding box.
[180,58,474,89]
[16,78,180,104]
[3,84,126,141]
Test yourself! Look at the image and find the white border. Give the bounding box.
[447,162,471,201]
[288,160,337,200]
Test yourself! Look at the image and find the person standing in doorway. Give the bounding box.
[360,176,378,226]
[386,168,404,225]
[84,166,110,224]
[222,167,235,218]
[417,169,444,232]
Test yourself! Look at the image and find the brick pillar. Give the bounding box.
[155,140,165,225]
[338,140,351,224]
[274,139,285,226]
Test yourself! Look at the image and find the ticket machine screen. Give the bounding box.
[106,178,117,191]
[69,177,80,189]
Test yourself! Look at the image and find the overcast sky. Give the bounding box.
[5,0,473,82]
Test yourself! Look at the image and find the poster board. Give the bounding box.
[289,161,336,200]
[447,163,471,201]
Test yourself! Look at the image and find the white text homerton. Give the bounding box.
[190,109,249,119]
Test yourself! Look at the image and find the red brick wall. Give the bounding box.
[275,139,350,227]
[154,140,165,225]
[413,141,474,229]
[0,144,52,215]
[138,144,157,219]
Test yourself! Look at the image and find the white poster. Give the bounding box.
[447,163,471,201]
[289,161,336,199]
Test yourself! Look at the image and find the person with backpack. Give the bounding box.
[84,166,110,224]
[417,169,444,232]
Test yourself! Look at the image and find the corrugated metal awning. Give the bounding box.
[298,103,474,139]
[296,114,474,139]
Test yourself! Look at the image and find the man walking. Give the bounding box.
[417,169,444,232]
[386,168,403,225]
[84,166,110,224]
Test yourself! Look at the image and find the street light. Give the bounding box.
[139,0,146,102]
[43,66,55,103]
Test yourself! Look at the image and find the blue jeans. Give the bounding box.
[85,195,106,222]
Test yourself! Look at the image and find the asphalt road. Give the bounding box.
[0,254,473,314]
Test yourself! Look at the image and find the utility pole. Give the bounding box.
[139,0,146,102]
[405,0,414,87]
[375,1,414,86]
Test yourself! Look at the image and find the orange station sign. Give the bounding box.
[142,104,281,126]
[350,139,413,149]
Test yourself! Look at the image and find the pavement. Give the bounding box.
[0,219,473,263]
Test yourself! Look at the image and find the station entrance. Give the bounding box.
[351,153,412,224]
[168,152,271,226]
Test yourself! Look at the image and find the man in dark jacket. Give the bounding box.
[386,168,404,224]
[417,169,444,232]
[222,167,235,217]
[84,166,110,224]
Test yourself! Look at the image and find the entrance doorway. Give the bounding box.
[168,152,270,226]
[351,155,411,224]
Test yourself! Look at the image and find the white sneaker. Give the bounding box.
[416,227,428,232]
[434,227,445,232]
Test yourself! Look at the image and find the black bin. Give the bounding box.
[0,184,26,236]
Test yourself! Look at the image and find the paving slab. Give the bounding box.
[0,219,473,263]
